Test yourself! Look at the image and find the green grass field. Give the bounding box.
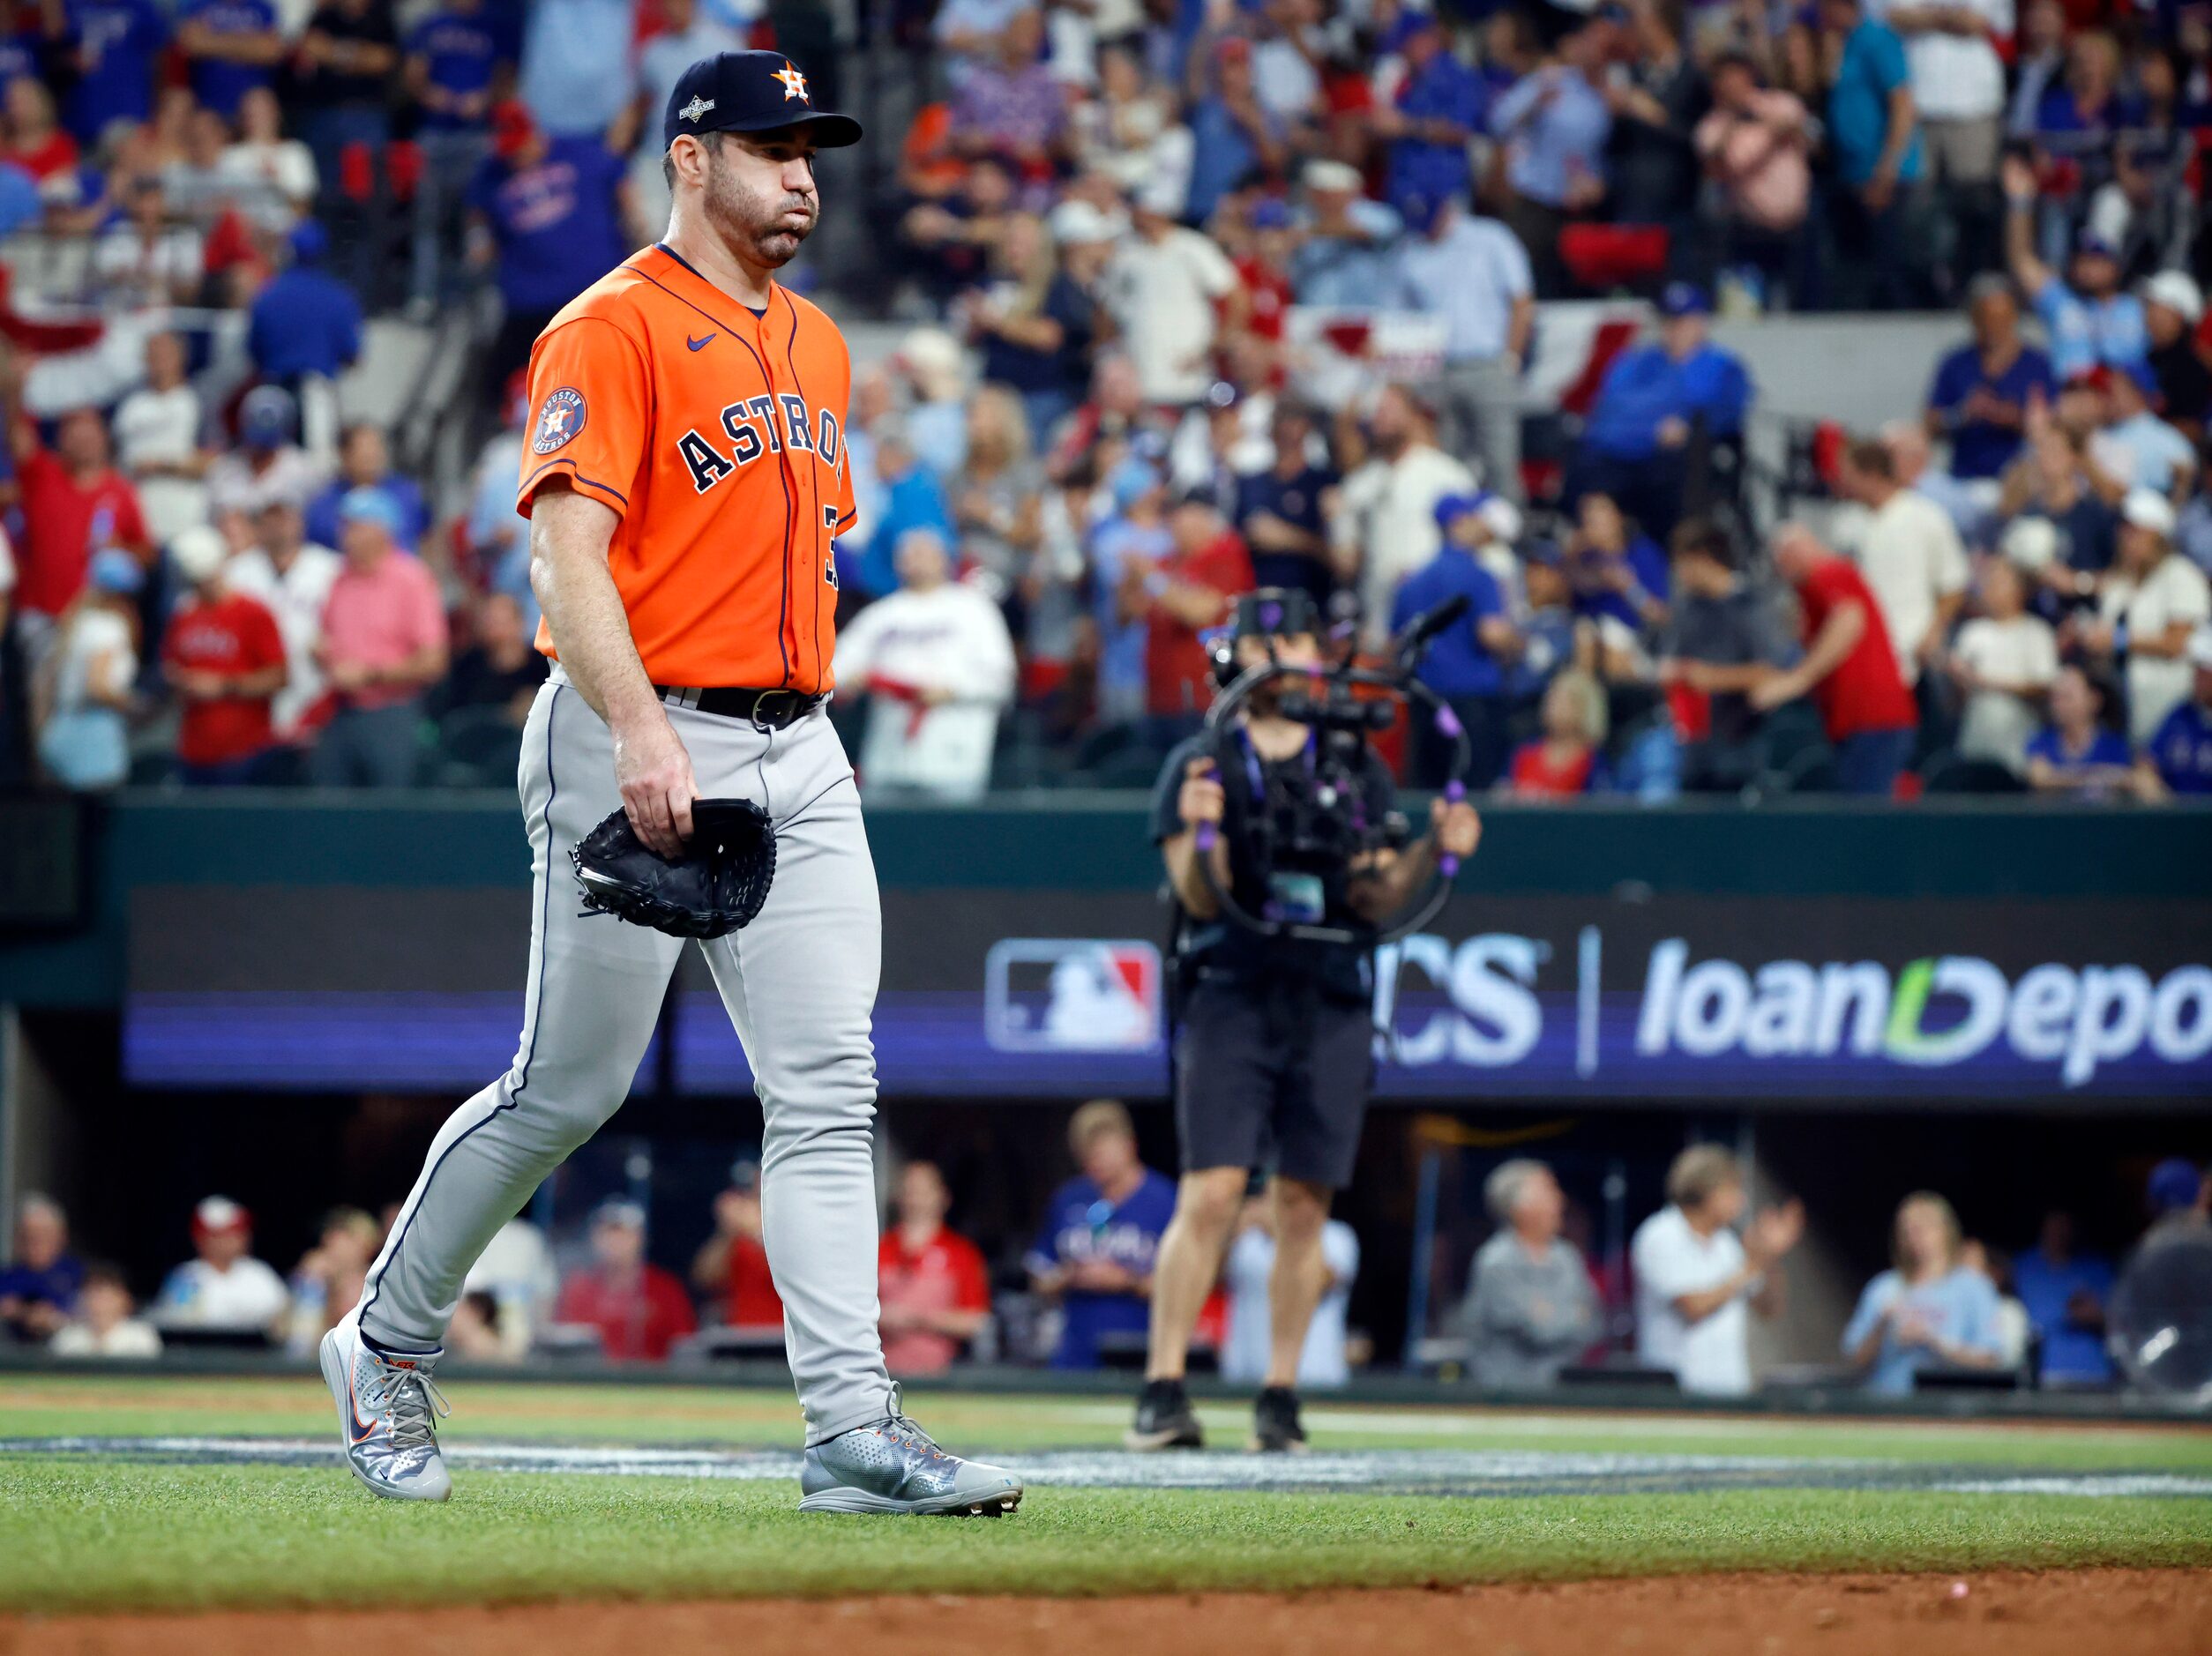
[2,1376,2208,1615]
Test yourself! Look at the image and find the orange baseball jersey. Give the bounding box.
[513,242,856,693]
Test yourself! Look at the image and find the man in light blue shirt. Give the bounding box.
[1842,1257,2006,1394]
[1289,158,1401,309]
[2097,362,2198,499]
[2004,155,2152,381]
[1488,28,1609,295]
[519,0,634,138]
[1386,193,1535,501]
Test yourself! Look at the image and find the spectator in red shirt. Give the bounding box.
[1127,489,1254,742]
[1505,668,1610,798]
[552,1198,696,1363]
[161,526,288,785]
[1755,525,1921,795]
[1233,198,1297,354]
[17,410,152,623]
[688,1160,783,1337]
[311,488,447,787]
[878,1160,991,1376]
[4,79,78,183]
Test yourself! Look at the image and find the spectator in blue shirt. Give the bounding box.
[2024,665,2135,798]
[1928,277,2057,482]
[1376,15,1487,218]
[848,427,953,600]
[1232,401,1337,612]
[2011,1209,2116,1384]
[1842,1192,2008,1396]
[1571,282,1751,542]
[1184,39,1285,226]
[1089,457,1174,728]
[1564,489,1669,633]
[470,100,629,400]
[1289,157,1401,310]
[1818,0,1928,310]
[518,0,634,139]
[2136,626,2212,798]
[304,425,430,554]
[1024,1100,1177,1370]
[248,221,365,387]
[0,1194,83,1343]
[406,0,507,315]
[1385,192,1535,504]
[2002,153,2149,382]
[177,0,285,123]
[60,0,167,145]
[1393,493,1523,787]
[1488,22,1610,295]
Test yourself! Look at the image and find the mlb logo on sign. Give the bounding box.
[533,387,587,455]
[984,940,1162,1053]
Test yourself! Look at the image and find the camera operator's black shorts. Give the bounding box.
[1175,976,1375,1190]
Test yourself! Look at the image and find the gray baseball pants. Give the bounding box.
[355,668,893,1444]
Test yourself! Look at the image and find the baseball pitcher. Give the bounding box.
[322,52,1022,1518]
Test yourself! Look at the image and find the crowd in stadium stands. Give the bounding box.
[5,1130,2208,1394]
[3,0,2212,798]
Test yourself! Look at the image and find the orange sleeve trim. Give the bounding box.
[516,456,631,518]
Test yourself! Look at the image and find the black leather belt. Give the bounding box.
[656,685,825,728]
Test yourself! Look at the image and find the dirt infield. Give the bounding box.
[3,1569,2205,1656]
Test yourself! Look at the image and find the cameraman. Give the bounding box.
[1128,589,1482,1452]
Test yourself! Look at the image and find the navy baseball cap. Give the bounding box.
[1659,280,1711,317]
[664,51,863,152]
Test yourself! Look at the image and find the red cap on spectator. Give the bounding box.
[1215,35,1252,60]
[191,1196,251,1238]
[491,101,537,160]
[2066,365,2113,394]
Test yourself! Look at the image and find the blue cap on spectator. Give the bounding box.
[89,547,145,595]
[2148,1157,2203,1214]
[338,485,404,539]
[288,220,328,265]
[2119,358,2160,398]
[663,50,863,152]
[1109,456,1164,511]
[1250,197,1292,231]
[1397,190,1444,235]
[2075,228,2119,259]
[1434,492,1482,532]
[238,384,296,448]
[1659,280,1711,317]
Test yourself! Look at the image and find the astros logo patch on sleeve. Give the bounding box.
[534,387,588,455]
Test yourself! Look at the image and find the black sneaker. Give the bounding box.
[1251,1385,1307,1454]
[1124,1377,1205,1451]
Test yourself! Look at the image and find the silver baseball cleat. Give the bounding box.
[319,1308,453,1502]
[797,1387,1023,1515]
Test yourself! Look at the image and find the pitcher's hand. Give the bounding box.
[615,710,698,858]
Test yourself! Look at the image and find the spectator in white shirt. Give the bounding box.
[1221,1194,1358,1389]
[2084,489,2212,743]
[152,1196,290,1337]
[1947,556,2058,777]
[833,527,1018,802]
[1334,383,1477,646]
[49,1264,162,1360]
[219,86,319,233]
[227,498,343,742]
[1632,1145,1805,1397]
[92,175,205,309]
[206,385,326,533]
[1102,175,1245,408]
[1839,435,1969,686]
[110,332,213,547]
[1870,0,2010,280]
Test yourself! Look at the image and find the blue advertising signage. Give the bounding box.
[122,887,2212,1103]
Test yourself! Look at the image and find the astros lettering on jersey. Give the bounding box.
[515,242,856,693]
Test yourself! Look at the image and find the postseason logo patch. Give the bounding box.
[533,387,587,455]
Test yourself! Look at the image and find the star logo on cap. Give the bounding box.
[773,63,808,102]
[679,94,715,123]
